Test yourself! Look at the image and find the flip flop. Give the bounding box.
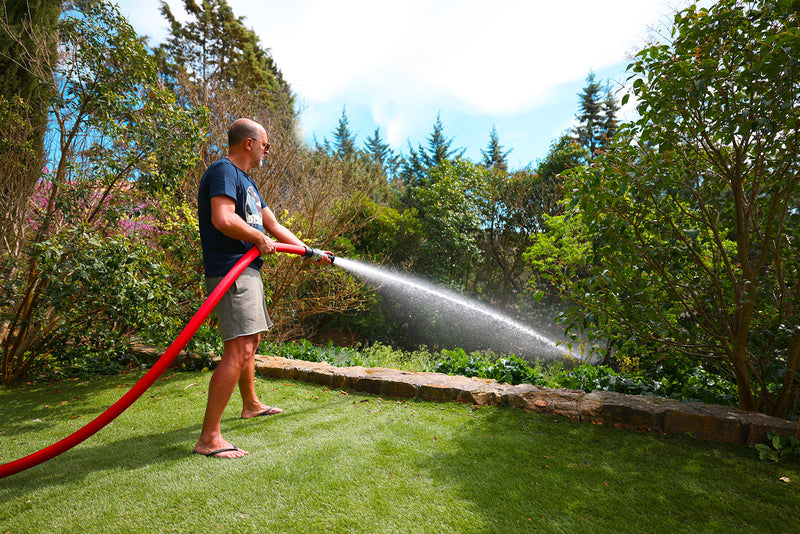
[246,406,282,418]
[193,446,240,458]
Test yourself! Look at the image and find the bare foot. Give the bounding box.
[241,405,283,419]
[194,438,248,458]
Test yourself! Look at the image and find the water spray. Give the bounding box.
[0,243,321,479]
[334,257,573,361]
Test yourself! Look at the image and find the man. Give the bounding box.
[194,118,331,459]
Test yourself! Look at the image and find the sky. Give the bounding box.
[114,0,698,170]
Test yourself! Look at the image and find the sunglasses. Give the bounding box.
[248,138,271,151]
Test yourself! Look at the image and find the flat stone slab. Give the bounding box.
[253,355,798,447]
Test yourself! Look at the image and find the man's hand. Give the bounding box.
[312,251,333,266]
[256,236,276,256]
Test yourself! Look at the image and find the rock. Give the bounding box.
[252,355,799,447]
[506,386,584,420]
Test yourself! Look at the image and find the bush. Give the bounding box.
[260,340,438,372]
[431,347,740,406]
[266,340,740,408]
[37,230,181,371]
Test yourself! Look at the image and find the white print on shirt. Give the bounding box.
[245,186,263,227]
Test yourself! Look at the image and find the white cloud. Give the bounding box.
[221,0,675,115]
[114,0,700,163]
[113,0,171,43]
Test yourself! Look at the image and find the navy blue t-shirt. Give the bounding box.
[198,158,266,277]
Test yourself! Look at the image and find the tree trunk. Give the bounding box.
[730,346,756,412]
[773,333,800,419]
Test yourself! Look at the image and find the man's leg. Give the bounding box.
[238,333,283,419]
[194,333,260,458]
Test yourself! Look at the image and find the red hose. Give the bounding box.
[0,243,308,479]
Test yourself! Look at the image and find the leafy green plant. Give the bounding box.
[525,0,800,418]
[755,431,800,462]
[484,357,535,384]
[261,340,438,373]
[262,339,362,367]
[244,339,744,409]
[434,348,494,379]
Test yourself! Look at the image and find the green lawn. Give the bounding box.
[1,370,799,533]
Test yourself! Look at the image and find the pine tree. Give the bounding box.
[399,113,465,188]
[420,112,465,169]
[480,125,511,171]
[399,143,427,188]
[601,84,619,148]
[573,71,604,157]
[332,107,357,160]
[364,127,394,170]
[313,134,331,155]
[573,72,620,158]
[399,113,466,189]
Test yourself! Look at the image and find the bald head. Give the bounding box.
[226,118,270,172]
[227,118,265,149]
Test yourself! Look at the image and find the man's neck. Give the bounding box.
[225,153,251,173]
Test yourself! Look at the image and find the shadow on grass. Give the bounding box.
[0,422,202,495]
[0,375,147,435]
[0,373,343,498]
[0,371,201,493]
[414,405,800,532]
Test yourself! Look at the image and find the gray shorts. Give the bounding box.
[205,267,273,342]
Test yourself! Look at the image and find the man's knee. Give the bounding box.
[223,334,259,365]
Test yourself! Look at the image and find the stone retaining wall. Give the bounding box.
[254,355,798,447]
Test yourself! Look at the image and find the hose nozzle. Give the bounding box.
[303,246,335,264]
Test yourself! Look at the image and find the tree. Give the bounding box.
[479,136,586,301]
[413,159,487,286]
[601,85,619,144]
[400,113,465,188]
[364,127,396,172]
[156,0,291,110]
[573,72,603,156]
[421,112,465,171]
[0,0,61,258]
[549,0,800,417]
[0,96,38,263]
[480,125,511,172]
[399,143,427,189]
[0,0,60,139]
[314,111,397,202]
[331,107,357,160]
[361,127,403,201]
[536,134,588,183]
[155,0,295,183]
[0,0,207,383]
[573,72,619,158]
